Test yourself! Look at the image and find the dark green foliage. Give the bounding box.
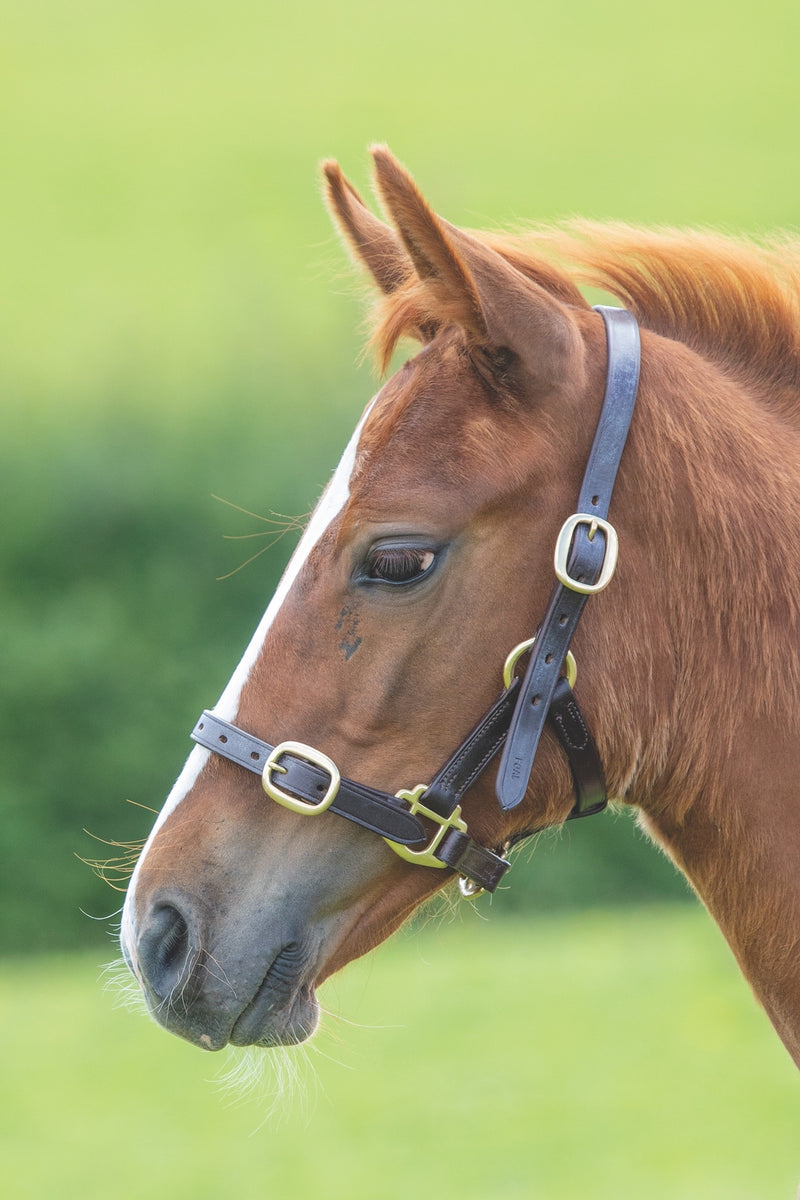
[0,381,356,952]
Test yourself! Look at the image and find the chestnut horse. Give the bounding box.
[121,147,800,1067]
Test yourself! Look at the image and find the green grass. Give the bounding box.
[2,907,797,1199]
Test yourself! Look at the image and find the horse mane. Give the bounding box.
[370,222,800,410]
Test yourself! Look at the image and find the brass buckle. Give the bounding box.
[503,636,577,691]
[554,513,619,594]
[384,784,467,869]
[262,741,341,814]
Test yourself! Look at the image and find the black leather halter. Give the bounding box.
[190,307,641,896]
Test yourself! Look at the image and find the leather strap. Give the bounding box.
[191,712,426,846]
[548,676,606,818]
[495,307,640,810]
[191,710,512,892]
[191,664,605,891]
[422,685,520,819]
[424,675,605,822]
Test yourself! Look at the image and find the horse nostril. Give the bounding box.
[137,903,194,1003]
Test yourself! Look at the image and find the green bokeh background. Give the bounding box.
[2,1,798,1194]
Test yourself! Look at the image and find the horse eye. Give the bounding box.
[364,546,436,585]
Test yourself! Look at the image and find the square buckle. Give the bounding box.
[554,513,619,594]
[384,785,467,869]
[262,741,341,814]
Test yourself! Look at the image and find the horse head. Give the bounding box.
[120,147,624,1049]
[120,148,800,1070]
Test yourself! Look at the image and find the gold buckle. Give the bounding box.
[554,513,619,594]
[503,636,577,691]
[262,741,340,814]
[384,784,467,869]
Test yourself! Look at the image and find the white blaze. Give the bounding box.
[120,399,375,958]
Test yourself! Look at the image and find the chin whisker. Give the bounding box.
[210,1041,319,1131]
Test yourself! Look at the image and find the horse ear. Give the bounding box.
[369,145,490,344]
[323,160,412,296]
[370,145,580,391]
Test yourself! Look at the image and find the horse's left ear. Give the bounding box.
[323,160,412,296]
[371,145,583,394]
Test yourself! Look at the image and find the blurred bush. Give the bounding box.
[0,373,370,951]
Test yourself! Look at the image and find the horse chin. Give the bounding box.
[229,981,320,1049]
[142,980,320,1052]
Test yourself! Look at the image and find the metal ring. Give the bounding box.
[502,637,577,691]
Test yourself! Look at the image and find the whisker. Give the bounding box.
[211,495,308,529]
[78,833,146,891]
[212,495,308,580]
[80,905,125,921]
[216,539,286,581]
[79,802,157,891]
[125,798,159,816]
[316,1002,402,1034]
[211,1042,316,1130]
[222,530,292,542]
[200,951,238,999]
[100,958,150,1017]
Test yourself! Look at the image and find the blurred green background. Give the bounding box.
[2,0,799,1194]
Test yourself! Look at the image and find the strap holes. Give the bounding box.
[559,614,568,626]
[531,694,541,707]
[250,751,260,761]
[218,734,228,744]
[545,654,553,665]
[591,494,600,506]
[197,722,205,731]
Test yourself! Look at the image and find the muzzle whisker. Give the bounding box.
[199,950,238,999]
[99,957,151,1017]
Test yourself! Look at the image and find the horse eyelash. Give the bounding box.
[366,547,434,583]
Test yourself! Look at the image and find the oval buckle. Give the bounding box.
[262,741,341,814]
[554,513,619,594]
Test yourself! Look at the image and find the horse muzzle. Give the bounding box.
[125,891,321,1050]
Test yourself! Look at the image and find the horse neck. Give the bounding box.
[608,332,800,1064]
